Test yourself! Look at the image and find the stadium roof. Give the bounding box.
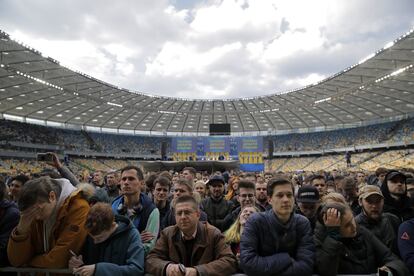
[0,28,414,136]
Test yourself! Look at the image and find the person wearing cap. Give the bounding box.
[355,185,400,255]
[201,175,234,231]
[295,185,320,231]
[381,170,414,222]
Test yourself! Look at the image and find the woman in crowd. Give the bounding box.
[225,176,240,204]
[69,203,144,276]
[224,206,259,258]
[314,202,408,276]
[194,180,207,199]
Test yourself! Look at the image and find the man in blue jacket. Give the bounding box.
[112,166,159,255]
[240,177,315,276]
[398,218,414,274]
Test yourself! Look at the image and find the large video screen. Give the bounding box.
[237,137,263,152]
[204,137,230,152]
[172,138,195,153]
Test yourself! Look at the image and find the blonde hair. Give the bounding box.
[322,192,346,205]
[224,216,242,244]
[224,206,259,244]
[192,191,202,204]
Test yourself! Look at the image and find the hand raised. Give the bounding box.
[324,208,341,227]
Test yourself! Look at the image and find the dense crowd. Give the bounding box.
[267,118,414,152]
[0,120,165,155]
[1,118,413,158]
[1,153,414,275]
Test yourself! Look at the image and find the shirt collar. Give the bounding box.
[181,227,197,240]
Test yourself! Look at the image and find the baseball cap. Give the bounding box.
[359,185,383,200]
[297,185,319,203]
[387,171,407,183]
[207,175,225,186]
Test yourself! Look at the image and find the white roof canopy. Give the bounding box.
[0,28,413,135]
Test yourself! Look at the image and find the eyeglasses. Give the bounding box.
[239,194,255,198]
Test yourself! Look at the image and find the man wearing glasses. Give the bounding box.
[222,180,262,231]
[146,195,238,276]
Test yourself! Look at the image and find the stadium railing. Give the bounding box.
[0,267,378,276]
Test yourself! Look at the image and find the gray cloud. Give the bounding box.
[0,0,413,99]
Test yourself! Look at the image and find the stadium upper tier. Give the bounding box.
[0,28,414,135]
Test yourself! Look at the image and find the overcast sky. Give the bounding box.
[0,0,413,99]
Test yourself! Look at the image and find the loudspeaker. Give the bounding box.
[209,123,231,136]
[161,141,167,159]
[268,140,274,158]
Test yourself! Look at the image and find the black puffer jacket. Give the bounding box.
[315,224,408,276]
[201,196,233,231]
[355,211,400,255]
[0,200,19,266]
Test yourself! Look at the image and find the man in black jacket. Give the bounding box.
[201,175,233,231]
[355,185,400,255]
[381,170,414,222]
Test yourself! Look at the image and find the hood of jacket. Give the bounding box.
[380,170,409,208]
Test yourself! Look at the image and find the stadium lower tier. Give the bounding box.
[0,148,412,175]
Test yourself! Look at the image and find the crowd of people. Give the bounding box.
[1,118,413,160]
[1,152,414,275]
[267,118,414,152]
[0,119,166,155]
